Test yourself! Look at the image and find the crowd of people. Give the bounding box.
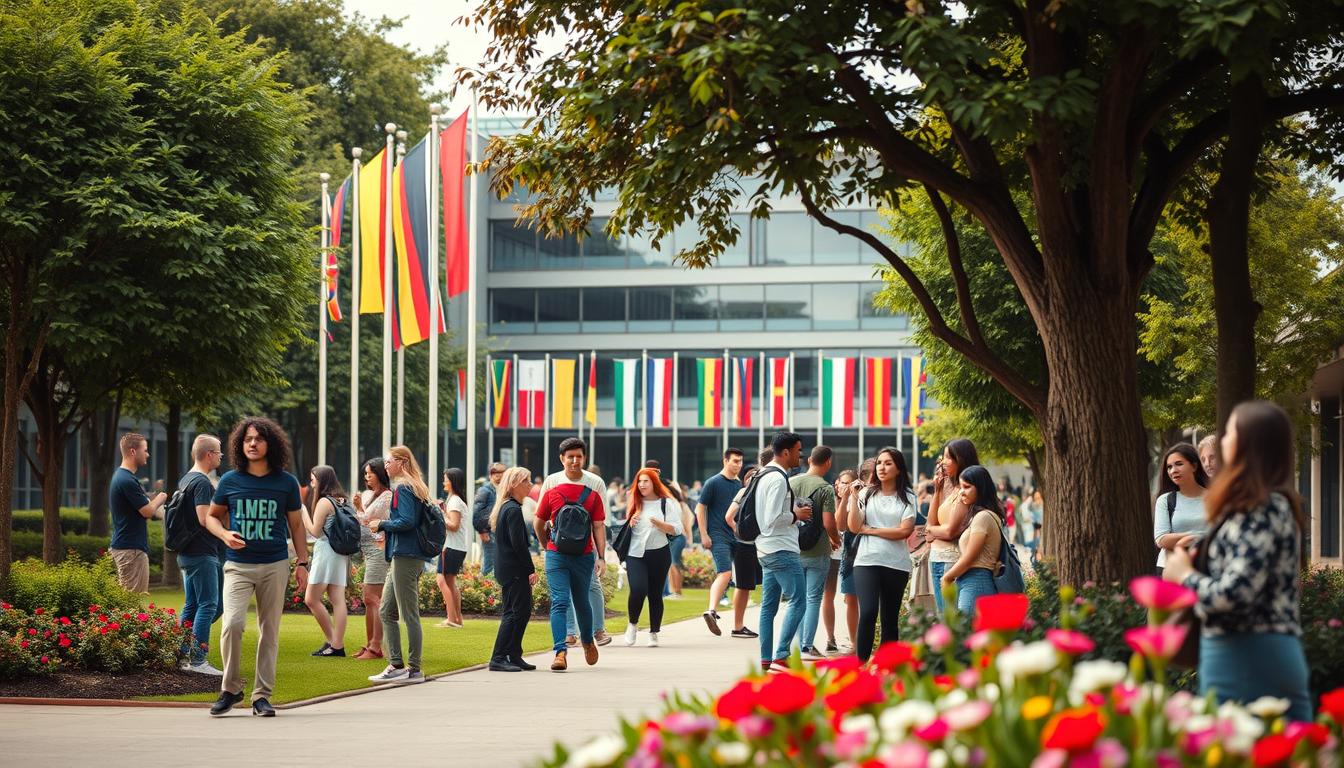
[103,396,1314,719]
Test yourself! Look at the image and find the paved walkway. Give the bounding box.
[1,605,767,768]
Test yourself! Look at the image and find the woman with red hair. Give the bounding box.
[621,468,683,647]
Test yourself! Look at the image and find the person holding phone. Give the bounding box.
[924,439,981,611]
[753,432,813,673]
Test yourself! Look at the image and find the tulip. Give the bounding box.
[913,718,950,743]
[1123,625,1187,661]
[882,741,931,768]
[1128,576,1196,612]
[1250,734,1295,767]
[815,656,863,676]
[923,624,952,652]
[825,669,885,716]
[714,680,758,722]
[1318,687,1344,726]
[973,593,1029,633]
[1046,629,1096,656]
[661,712,714,736]
[736,714,773,740]
[871,641,918,672]
[1285,722,1330,748]
[1041,707,1106,752]
[757,671,815,715]
[941,700,992,732]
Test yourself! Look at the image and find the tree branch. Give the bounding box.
[924,184,986,348]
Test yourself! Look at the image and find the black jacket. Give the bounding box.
[494,498,535,582]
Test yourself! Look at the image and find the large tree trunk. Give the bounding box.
[161,403,182,588]
[0,323,23,584]
[83,398,122,537]
[38,433,65,564]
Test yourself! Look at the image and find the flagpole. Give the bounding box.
[757,351,765,449]
[349,147,363,493]
[318,173,330,468]
[577,352,585,447]
[815,349,823,445]
[511,353,519,465]
[721,348,729,452]
[788,351,797,432]
[640,349,648,464]
[543,352,551,477]
[911,356,920,473]
[465,92,480,487]
[895,354,904,467]
[590,348,597,462]
[486,356,494,465]
[394,131,407,447]
[381,122,396,451]
[857,353,866,461]
[671,351,679,482]
[427,105,441,486]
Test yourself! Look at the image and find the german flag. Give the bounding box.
[357,148,388,314]
[696,358,722,428]
[390,136,443,349]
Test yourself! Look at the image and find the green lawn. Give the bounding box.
[144,585,711,704]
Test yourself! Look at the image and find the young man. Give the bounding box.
[175,435,225,675]
[755,432,811,672]
[472,462,506,574]
[108,433,168,594]
[204,417,307,717]
[790,445,837,660]
[542,439,611,648]
[697,448,744,635]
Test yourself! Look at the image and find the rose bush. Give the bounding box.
[0,600,187,679]
[680,549,716,589]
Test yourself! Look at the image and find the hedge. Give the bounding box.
[11,508,94,535]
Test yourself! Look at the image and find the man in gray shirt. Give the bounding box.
[753,431,812,672]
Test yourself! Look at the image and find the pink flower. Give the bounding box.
[39,655,48,664]
[923,624,952,652]
[828,729,870,762]
[965,630,994,651]
[136,612,148,621]
[1163,691,1196,728]
[1129,576,1196,612]
[1047,629,1096,656]
[942,700,993,732]
[1124,625,1187,661]
[1328,618,1343,629]
[1154,751,1181,768]
[1183,727,1218,756]
[736,714,773,740]
[661,712,714,736]
[882,741,930,768]
[913,718,949,742]
[1030,751,1067,768]
[1111,684,1139,715]
[956,668,981,689]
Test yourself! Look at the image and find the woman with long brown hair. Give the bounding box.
[1163,401,1311,721]
[621,468,683,647]
[366,445,434,684]
[301,465,350,657]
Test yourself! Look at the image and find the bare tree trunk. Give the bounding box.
[0,322,22,585]
[38,434,65,564]
[83,397,122,537]
[161,403,182,588]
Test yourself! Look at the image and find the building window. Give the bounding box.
[813,283,860,330]
[537,289,580,333]
[537,229,580,269]
[765,284,811,330]
[490,220,536,270]
[813,211,863,264]
[583,218,626,269]
[583,288,627,332]
[760,212,813,265]
[627,231,672,268]
[629,287,673,331]
[1322,397,1340,558]
[489,289,535,334]
[861,282,907,330]
[674,285,718,332]
[719,285,764,331]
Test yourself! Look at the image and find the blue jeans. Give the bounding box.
[799,554,831,651]
[930,561,949,611]
[954,568,997,614]
[1200,633,1313,722]
[546,550,596,651]
[759,550,805,663]
[177,553,223,664]
[565,570,606,637]
[481,537,497,576]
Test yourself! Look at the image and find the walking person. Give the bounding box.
[621,468,683,647]
[435,468,470,628]
[544,439,613,648]
[472,462,506,575]
[1154,442,1210,574]
[845,447,917,661]
[925,439,981,611]
[662,481,694,600]
[109,432,168,593]
[204,417,307,717]
[722,464,763,640]
[352,458,391,660]
[366,446,434,684]
[938,465,1006,614]
[302,465,351,657]
[791,445,838,660]
[697,448,744,635]
[754,432,812,673]
[173,435,225,675]
[489,467,538,672]
[1163,401,1312,722]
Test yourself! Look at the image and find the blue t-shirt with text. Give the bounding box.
[699,473,743,541]
[212,469,303,564]
[109,467,151,553]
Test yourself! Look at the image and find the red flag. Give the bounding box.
[439,111,469,298]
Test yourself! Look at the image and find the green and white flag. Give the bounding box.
[613,358,638,428]
[820,357,856,428]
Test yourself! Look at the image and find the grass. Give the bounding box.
[142,584,711,704]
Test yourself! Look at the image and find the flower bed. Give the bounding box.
[680,549,716,589]
[0,601,188,680]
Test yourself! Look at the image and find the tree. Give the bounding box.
[470,0,1344,582]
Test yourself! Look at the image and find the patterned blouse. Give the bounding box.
[1182,493,1301,637]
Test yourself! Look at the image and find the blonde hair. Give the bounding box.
[388,446,431,502]
[490,467,532,531]
[191,434,220,462]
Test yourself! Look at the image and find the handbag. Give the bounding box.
[612,498,667,562]
[990,512,1025,594]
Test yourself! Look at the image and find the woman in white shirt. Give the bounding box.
[434,467,471,628]
[621,467,683,647]
[352,458,392,660]
[1154,442,1209,573]
[845,447,916,662]
[302,465,351,657]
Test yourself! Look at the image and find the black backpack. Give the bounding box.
[551,487,593,555]
[164,473,209,552]
[322,496,361,556]
[735,467,790,544]
[796,486,828,551]
[392,490,447,557]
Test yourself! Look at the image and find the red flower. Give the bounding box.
[1,602,10,610]
[140,631,150,639]
[1124,625,1187,661]
[814,656,863,676]
[973,593,1029,633]
[20,640,29,649]
[1129,576,1196,612]
[58,634,71,648]
[1319,688,1344,726]
[183,620,193,629]
[932,675,954,691]
[1251,734,1296,767]
[167,608,175,614]
[1041,708,1105,752]
[824,670,884,716]
[758,672,815,715]
[714,680,758,722]
[913,719,949,742]
[870,641,918,672]
[39,655,48,664]
[1285,722,1330,749]
[34,607,44,615]
[99,627,109,635]
[27,628,37,636]
[108,622,120,631]
[58,617,70,626]
[136,612,148,621]
[1046,629,1096,656]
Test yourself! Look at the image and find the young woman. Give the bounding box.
[924,439,981,610]
[1163,401,1311,722]
[489,467,537,672]
[366,446,433,684]
[352,458,391,660]
[435,468,470,628]
[1154,442,1210,573]
[302,465,350,657]
[845,448,916,661]
[662,480,695,600]
[622,468,684,647]
[820,468,856,653]
[939,465,1005,614]
[834,459,876,653]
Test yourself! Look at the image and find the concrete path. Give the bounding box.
[0,605,768,768]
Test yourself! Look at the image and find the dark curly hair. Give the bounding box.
[227,416,292,474]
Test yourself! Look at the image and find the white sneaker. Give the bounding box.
[646,632,659,648]
[368,665,410,682]
[665,593,683,600]
[800,647,826,662]
[623,624,638,646]
[186,660,224,676]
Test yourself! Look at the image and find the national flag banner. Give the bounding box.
[645,357,673,428]
[551,358,576,429]
[357,147,389,314]
[454,369,467,430]
[695,358,723,428]
[865,357,894,428]
[439,111,470,298]
[821,357,857,428]
[325,249,342,323]
[900,355,929,427]
[391,137,444,349]
[517,359,546,429]
[490,358,512,429]
[731,357,753,428]
[330,176,349,248]
[585,355,598,426]
[767,357,790,427]
[613,359,638,428]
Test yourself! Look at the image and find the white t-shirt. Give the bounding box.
[1153,491,1208,567]
[628,498,683,558]
[853,489,918,571]
[753,464,798,556]
[542,470,608,500]
[443,495,470,552]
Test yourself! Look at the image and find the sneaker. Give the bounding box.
[209,690,244,716]
[565,635,579,648]
[582,641,599,666]
[310,642,331,657]
[315,645,346,657]
[702,610,722,636]
[251,698,276,717]
[719,596,730,607]
[551,650,568,672]
[646,632,659,648]
[187,660,225,677]
[437,619,462,628]
[489,659,523,672]
[801,647,825,662]
[368,664,409,683]
[825,639,839,654]
[402,669,425,684]
[623,624,638,647]
[767,660,790,674]
[731,627,759,639]
[594,630,613,647]
[666,593,683,600]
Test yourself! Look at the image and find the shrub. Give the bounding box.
[0,599,186,678]
[10,527,163,565]
[680,549,715,589]
[1300,566,1344,696]
[4,558,139,617]
[10,508,92,535]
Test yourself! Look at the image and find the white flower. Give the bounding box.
[1068,659,1129,702]
[841,714,878,740]
[1217,702,1265,754]
[564,735,626,768]
[711,742,752,766]
[879,700,938,740]
[951,745,970,765]
[929,749,949,768]
[981,683,1001,703]
[996,641,1059,688]
[1245,696,1290,719]
[939,688,970,709]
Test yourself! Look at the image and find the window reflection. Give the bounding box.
[765,284,811,331]
[761,212,812,265]
[491,221,535,270]
[719,285,764,331]
[674,285,718,332]
[584,218,625,268]
[813,283,860,330]
[583,288,626,332]
[629,287,673,331]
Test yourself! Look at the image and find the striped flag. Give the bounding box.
[645,357,673,428]
[731,357,753,428]
[696,358,723,428]
[865,357,893,427]
[490,358,512,429]
[357,147,389,314]
[900,355,929,427]
[517,359,546,429]
[454,369,467,430]
[551,358,576,429]
[585,354,598,426]
[326,176,349,324]
[438,111,470,298]
[391,136,443,349]
[767,357,790,427]
[821,357,856,428]
[330,176,349,248]
[613,359,638,428]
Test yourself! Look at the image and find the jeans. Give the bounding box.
[546,550,597,651]
[481,537,497,576]
[854,565,911,661]
[758,550,805,663]
[930,561,949,611]
[954,568,997,614]
[626,545,671,631]
[565,570,607,637]
[799,554,831,652]
[381,556,425,670]
[1200,632,1313,723]
[177,553,223,664]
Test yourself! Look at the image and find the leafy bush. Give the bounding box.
[10,521,164,565]
[10,508,93,535]
[1300,566,1344,696]
[0,600,186,678]
[680,549,715,589]
[4,558,138,617]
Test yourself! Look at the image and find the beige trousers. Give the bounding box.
[220,559,289,701]
[109,549,149,594]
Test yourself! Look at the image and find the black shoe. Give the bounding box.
[510,656,537,671]
[251,698,276,717]
[316,645,346,657]
[210,690,244,716]
[310,642,331,657]
[703,610,722,636]
[731,626,759,639]
[489,660,523,672]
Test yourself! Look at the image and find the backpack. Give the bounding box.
[796,486,828,551]
[322,496,361,556]
[735,467,790,544]
[164,473,208,552]
[989,511,1025,594]
[550,487,594,555]
[393,490,447,557]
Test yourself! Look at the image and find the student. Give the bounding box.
[174,435,225,675]
[544,439,613,648]
[1198,434,1219,480]
[366,446,434,684]
[925,439,981,611]
[938,465,1005,614]
[109,432,168,593]
[697,448,744,635]
[1154,442,1210,573]
[302,465,351,657]
[825,467,859,654]
[846,447,917,661]
[791,445,837,661]
[535,437,608,671]
[352,458,391,660]
[1163,400,1311,722]
[205,417,307,717]
[472,463,506,575]
[489,467,537,672]
[621,468,683,647]
[722,464,763,639]
[436,468,470,629]
[754,432,812,673]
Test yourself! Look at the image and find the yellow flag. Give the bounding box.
[551,359,576,429]
[357,149,387,314]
